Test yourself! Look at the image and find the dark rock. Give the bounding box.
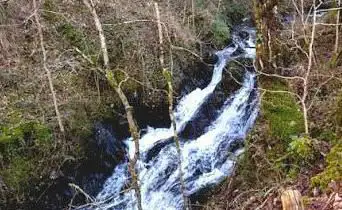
[93,122,125,160]
[31,123,126,210]
[238,31,249,40]
[203,52,219,65]
[177,61,213,98]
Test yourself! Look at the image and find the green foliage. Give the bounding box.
[311,143,342,189]
[236,79,308,184]
[57,23,94,56]
[196,0,205,8]
[2,157,33,192]
[288,136,314,162]
[318,130,339,144]
[224,2,248,24]
[0,121,51,147]
[262,80,305,139]
[211,15,230,46]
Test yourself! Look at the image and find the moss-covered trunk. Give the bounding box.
[253,0,279,73]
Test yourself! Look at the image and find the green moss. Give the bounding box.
[2,157,33,191]
[224,2,248,24]
[0,119,55,196]
[0,122,51,145]
[261,80,304,139]
[0,120,52,157]
[236,79,308,183]
[0,124,24,144]
[196,0,205,8]
[311,143,342,189]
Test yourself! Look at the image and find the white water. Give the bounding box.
[93,26,258,210]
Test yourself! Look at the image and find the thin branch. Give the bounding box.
[68,183,95,204]
[33,0,64,133]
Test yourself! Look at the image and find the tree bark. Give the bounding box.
[281,189,304,210]
[82,1,143,209]
[253,0,279,73]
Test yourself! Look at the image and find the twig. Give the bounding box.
[69,183,95,203]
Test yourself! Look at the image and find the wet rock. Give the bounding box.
[32,123,126,210]
[238,31,249,40]
[178,61,213,97]
[203,52,219,64]
[93,122,125,161]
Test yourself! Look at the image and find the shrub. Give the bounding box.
[211,15,230,46]
[288,136,314,162]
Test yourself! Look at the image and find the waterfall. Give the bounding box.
[92,25,258,210]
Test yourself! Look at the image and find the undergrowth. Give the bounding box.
[311,143,342,189]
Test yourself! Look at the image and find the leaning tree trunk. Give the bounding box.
[82,1,143,209]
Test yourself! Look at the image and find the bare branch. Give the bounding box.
[33,0,65,133]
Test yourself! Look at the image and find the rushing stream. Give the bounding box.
[91,24,258,210]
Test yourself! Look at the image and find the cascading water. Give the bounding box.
[92,24,258,210]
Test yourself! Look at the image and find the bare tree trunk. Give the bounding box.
[32,0,64,133]
[82,1,142,209]
[302,1,317,135]
[191,0,195,30]
[281,189,304,210]
[154,3,189,209]
[335,0,341,55]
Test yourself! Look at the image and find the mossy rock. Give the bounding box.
[311,143,342,189]
[236,78,308,184]
[261,79,304,139]
[0,120,53,194]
